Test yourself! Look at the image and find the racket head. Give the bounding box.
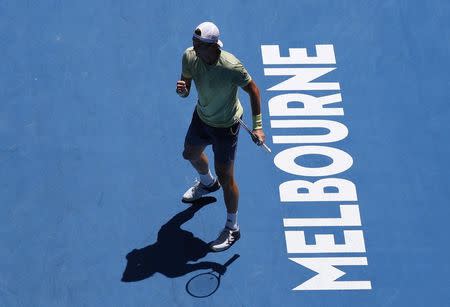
[186,272,220,298]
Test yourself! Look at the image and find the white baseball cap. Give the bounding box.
[193,21,223,47]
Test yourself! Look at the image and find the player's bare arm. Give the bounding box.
[242,80,266,144]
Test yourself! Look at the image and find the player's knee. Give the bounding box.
[215,162,234,187]
[182,150,193,161]
[182,149,199,161]
[217,172,233,187]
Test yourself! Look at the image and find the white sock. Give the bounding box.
[226,212,238,230]
[199,169,215,186]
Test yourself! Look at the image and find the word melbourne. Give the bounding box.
[261,44,371,291]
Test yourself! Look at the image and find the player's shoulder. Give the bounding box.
[220,50,241,66]
[183,47,196,59]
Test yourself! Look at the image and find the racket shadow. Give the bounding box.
[121,197,225,282]
[185,254,240,298]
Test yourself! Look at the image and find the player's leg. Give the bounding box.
[182,111,221,202]
[182,144,209,174]
[182,144,221,202]
[209,123,241,252]
[210,121,241,216]
[214,161,239,216]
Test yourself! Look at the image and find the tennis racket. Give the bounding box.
[234,117,271,153]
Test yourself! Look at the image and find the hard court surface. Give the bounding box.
[1,1,449,306]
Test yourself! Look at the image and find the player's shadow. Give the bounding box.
[121,197,225,282]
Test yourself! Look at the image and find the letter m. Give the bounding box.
[289,257,372,290]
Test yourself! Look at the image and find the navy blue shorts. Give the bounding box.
[184,109,241,164]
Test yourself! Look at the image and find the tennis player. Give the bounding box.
[176,21,265,252]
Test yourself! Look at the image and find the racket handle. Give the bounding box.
[235,117,272,153]
[261,142,271,153]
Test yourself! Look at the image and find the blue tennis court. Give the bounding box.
[1,1,449,306]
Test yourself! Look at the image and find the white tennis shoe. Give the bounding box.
[210,227,240,252]
[182,178,221,202]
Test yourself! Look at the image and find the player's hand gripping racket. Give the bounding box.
[234,117,271,153]
[186,254,240,298]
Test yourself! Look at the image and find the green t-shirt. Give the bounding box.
[182,47,252,128]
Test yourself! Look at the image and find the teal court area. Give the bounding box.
[1,1,449,306]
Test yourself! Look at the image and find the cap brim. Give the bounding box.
[217,39,223,48]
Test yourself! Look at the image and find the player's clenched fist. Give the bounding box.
[176,80,188,97]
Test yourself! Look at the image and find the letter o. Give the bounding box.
[274,146,353,176]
